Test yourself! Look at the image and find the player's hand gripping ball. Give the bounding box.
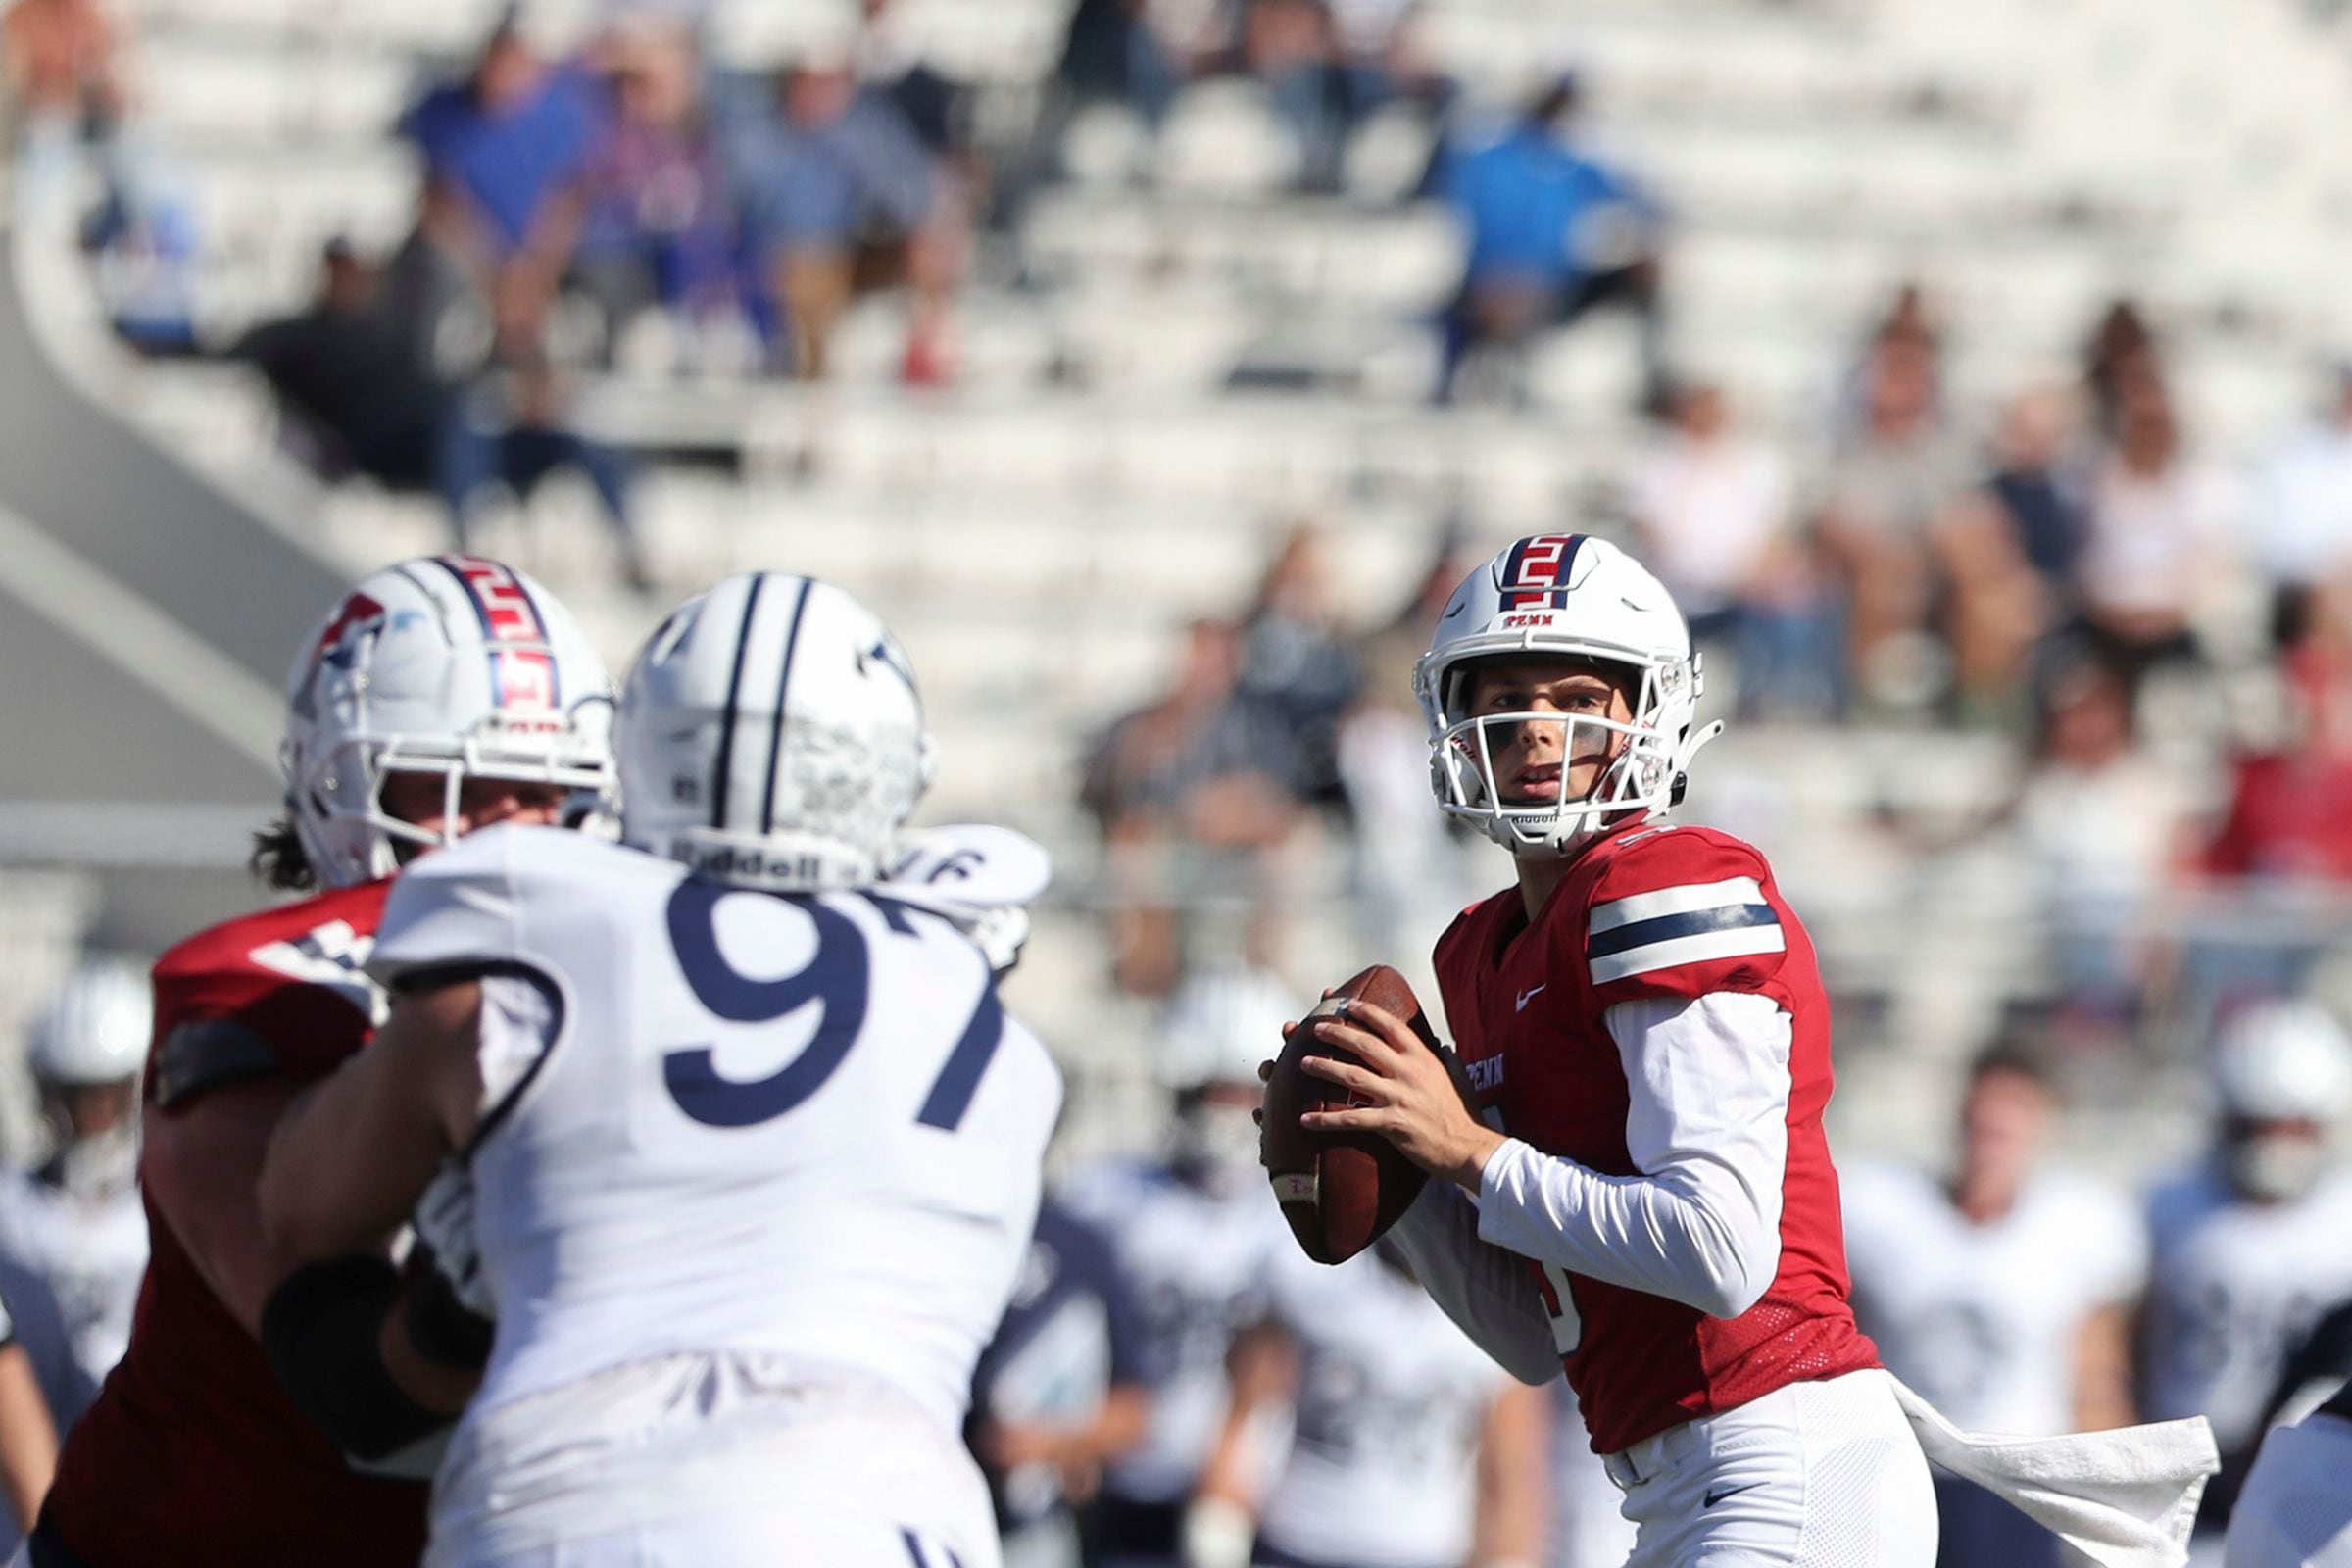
[1259,965,1478,1264]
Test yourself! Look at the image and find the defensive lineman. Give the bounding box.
[258,573,1061,1567]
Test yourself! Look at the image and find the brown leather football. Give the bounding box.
[1260,964,1445,1265]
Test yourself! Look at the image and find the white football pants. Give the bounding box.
[2226,1413,2352,1568]
[1599,1369,1937,1567]
[425,1351,1000,1568]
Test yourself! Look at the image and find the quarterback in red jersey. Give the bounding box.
[31,557,612,1568]
[1287,534,1936,1566]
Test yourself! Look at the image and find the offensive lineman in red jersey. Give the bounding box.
[1285,534,1938,1566]
[29,557,613,1568]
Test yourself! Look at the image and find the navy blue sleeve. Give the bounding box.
[1028,1200,1152,1387]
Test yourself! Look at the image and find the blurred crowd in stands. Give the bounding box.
[13,0,2352,1027]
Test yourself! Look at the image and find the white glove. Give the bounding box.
[413,1162,493,1319]
[882,823,1052,975]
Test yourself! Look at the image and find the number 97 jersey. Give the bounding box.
[367,824,1062,1438]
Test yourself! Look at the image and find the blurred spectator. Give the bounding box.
[398,14,604,366]
[725,57,955,380]
[2253,366,2352,605]
[232,241,448,489]
[1081,619,1304,994]
[1633,380,1839,719]
[1430,72,1663,403]
[1981,385,2091,585]
[570,23,742,357]
[436,359,654,594]
[1837,281,1945,437]
[2011,652,2194,1015]
[0,958,150,1393]
[968,1195,1153,1568]
[1845,1046,2145,1568]
[1062,968,1296,1568]
[1237,525,1360,808]
[2205,636,2352,883]
[853,0,963,157]
[1205,0,1391,191]
[2,0,123,170]
[2139,1002,2352,1544]
[2072,372,2236,685]
[1337,534,1480,964]
[1816,334,1972,710]
[1192,1243,1548,1568]
[1934,386,2087,719]
[1056,0,1187,123]
[2083,298,2163,437]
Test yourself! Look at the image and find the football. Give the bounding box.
[1261,964,1446,1265]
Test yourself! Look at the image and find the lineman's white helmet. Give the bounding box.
[1414,533,1720,857]
[618,573,933,891]
[1157,965,1299,1093]
[283,556,616,887]
[2214,1002,2352,1124]
[29,956,149,1085]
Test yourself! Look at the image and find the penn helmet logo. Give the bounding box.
[314,592,387,671]
[293,591,388,719]
[436,556,560,712]
[1496,533,1587,612]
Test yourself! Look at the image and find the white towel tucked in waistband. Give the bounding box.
[1887,1376,2219,1568]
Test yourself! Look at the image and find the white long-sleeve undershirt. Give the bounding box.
[1474,990,1793,1320]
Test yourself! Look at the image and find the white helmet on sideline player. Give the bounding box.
[617,572,933,891]
[1157,964,1298,1094]
[1413,533,1721,858]
[2212,1001,2352,1201]
[282,556,616,887]
[28,956,150,1198]
[1158,964,1299,1195]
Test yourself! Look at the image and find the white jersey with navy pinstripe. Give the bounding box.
[367,823,1062,1439]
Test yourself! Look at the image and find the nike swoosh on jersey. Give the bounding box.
[1515,984,1545,1011]
[1703,1482,1766,1508]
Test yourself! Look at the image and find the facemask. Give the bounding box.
[2228,1131,2329,1203]
[1175,1102,1264,1197]
[55,1123,139,1202]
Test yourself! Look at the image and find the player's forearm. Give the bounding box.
[1387,1180,1561,1385]
[1476,1139,1779,1319]
[0,1346,57,1531]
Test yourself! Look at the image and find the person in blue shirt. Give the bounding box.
[1428,72,1664,403]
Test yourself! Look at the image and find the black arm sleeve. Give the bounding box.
[259,1256,450,1463]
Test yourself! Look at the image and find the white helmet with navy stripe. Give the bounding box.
[618,572,933,891]
[283,556,617,888]
[1413,533,1721,858]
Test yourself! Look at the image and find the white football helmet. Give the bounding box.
[1156,964,1299,1094]
[2214,1002,2352,1124]
[1413,533,1721,857]
[2212,1001,2352,1200]
[29,956,149,1198]
[283,556,617,887]
[618,572,933,891]
[29,956,149,1086]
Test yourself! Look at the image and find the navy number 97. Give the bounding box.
[661,883,1004,1132]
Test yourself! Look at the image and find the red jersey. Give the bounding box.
[44,881,429,1568]
[1432,821,1877,1454]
